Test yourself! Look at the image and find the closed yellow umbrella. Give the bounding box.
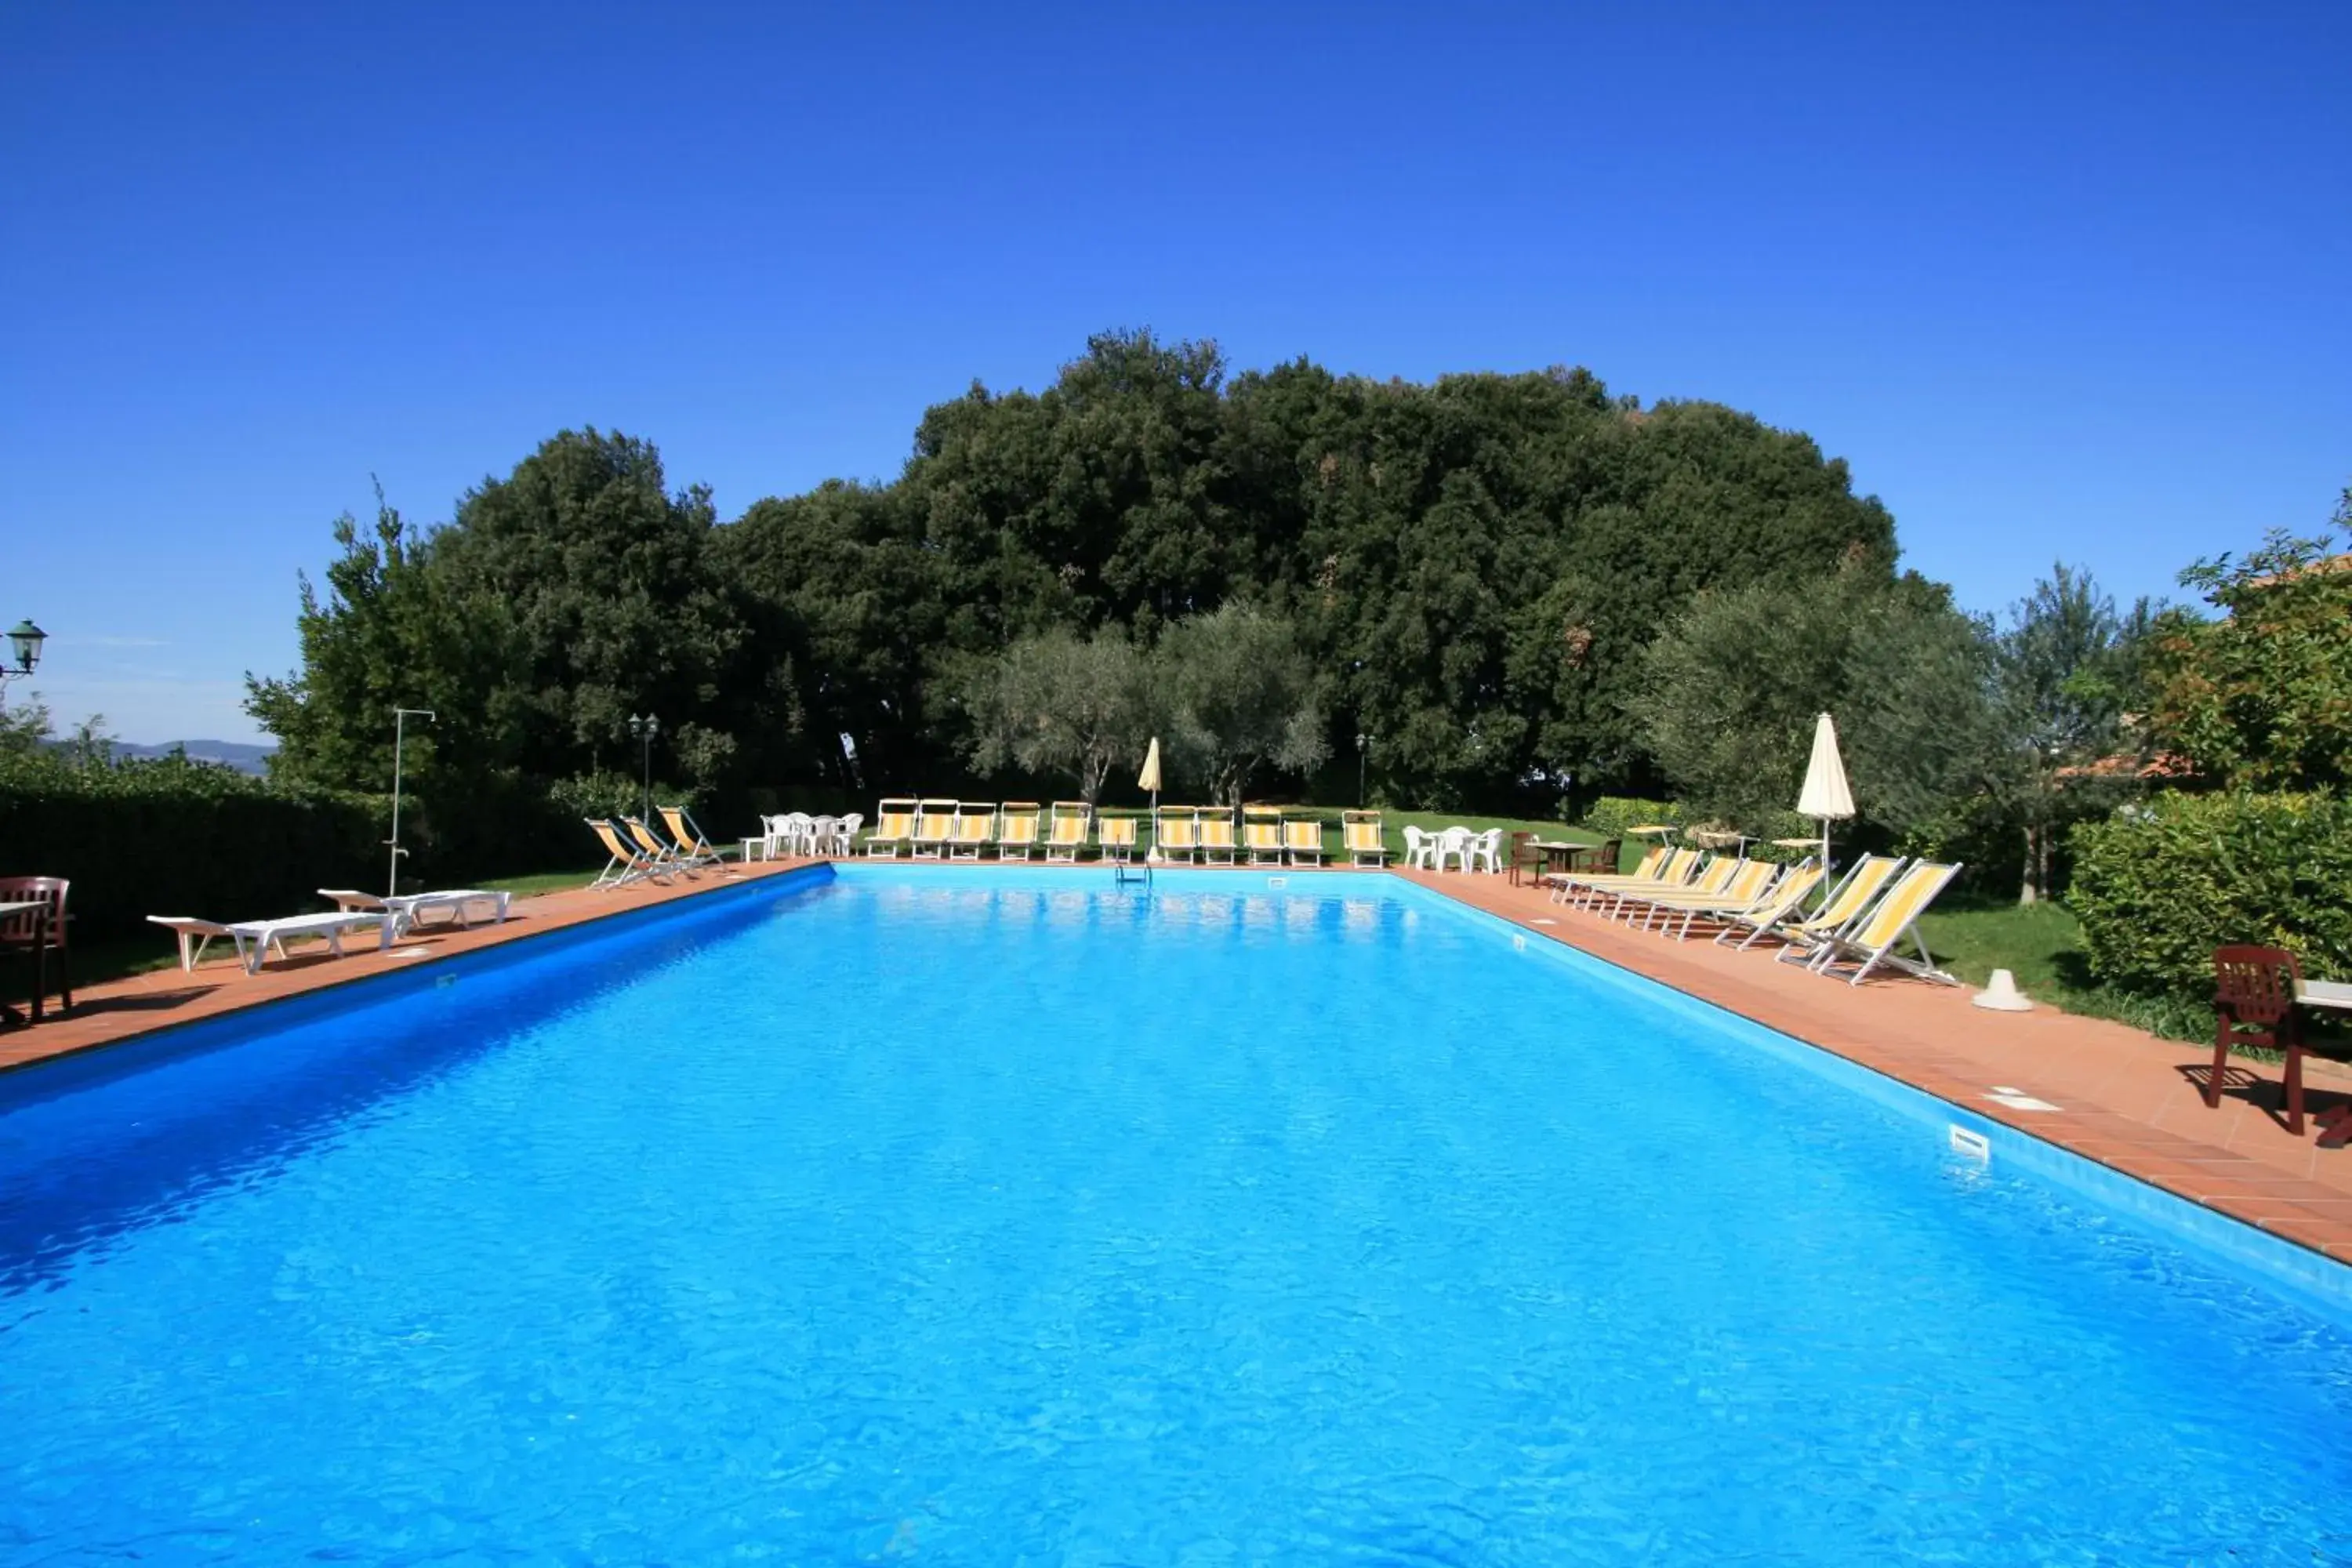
[1138,738,1163,862]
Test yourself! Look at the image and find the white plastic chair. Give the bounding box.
[807,815,839,858]
[832,813,862,855]
[779,812,815,857]
[1434,826,1473,872]
[1466,828,1503,873]
[1403,826,1436,869]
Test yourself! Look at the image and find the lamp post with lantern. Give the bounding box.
[0,620,47,696]
[629,713,661,825]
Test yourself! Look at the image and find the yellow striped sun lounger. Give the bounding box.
[624,815,694,877]
[997,802,1042,860]
[909,798,957,858]
[1623,857,1777,932]
[1243,808,1284,866]
[1343,810,1388,866]
[1707,863,1827,948]
[1771,855,1907,965]
[1098,815,1140,862]
[1549,844,1679,905]
[659,804,725,871]
[1044,802,1091,862]
[1156,808,1201,864]
[1805,860,1964,985]
[866,798,917,858]
[1283,818,1326,866]
[947,803,996,859]
[1593,851,1731,917]
[1198,811,1237,865]
[589,818,664,887]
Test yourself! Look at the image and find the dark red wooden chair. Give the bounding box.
[1506,831,1540,887]
[1563,838,1621,875]
[2208,946,2306,1135]
[0,876,72,1022]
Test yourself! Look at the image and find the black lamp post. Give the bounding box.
[629,713,660,823]
[1,619,46,693]
[1356,731,1370,808]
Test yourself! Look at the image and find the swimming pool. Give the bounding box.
[2,866,2347,1563]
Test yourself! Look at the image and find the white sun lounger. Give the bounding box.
[319,888,513,938]
[147,910,390,975]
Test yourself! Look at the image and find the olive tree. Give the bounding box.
[1159,604,1330,805]
[960,627,1153,804]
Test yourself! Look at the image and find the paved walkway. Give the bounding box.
[0,858,818,1074]
[4,857,2346,1267]
[1399,868,2352,1265]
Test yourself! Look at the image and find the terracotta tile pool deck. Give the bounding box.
[0,858,822,1073]
[1395,867,2352,1267]
[4,856,2347,1270]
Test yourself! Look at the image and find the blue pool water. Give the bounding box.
[2,867,2348,1564]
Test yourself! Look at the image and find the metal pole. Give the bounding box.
[389,707,436,897]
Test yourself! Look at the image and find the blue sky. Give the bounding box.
[2,2,2344,743]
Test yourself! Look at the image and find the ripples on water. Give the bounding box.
[2,869,2347,1564]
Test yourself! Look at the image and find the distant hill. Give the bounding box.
[110,740,277,775]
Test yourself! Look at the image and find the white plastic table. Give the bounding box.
[2296,981,2352,1149]
[2296,979,2352,1012]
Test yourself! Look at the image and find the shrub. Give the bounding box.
[0,751,385,944]
[2069,790,2352,1000]
[1580,797,1685,843]
[546,771,701,826]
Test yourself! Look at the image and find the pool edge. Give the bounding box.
[0,862,837,1083]
[1386,872,2352,1319]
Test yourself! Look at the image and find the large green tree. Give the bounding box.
[2143,500,2351,791]
[769,333,1895,811]
[253,335,1924,874]
[247,434,742,871]
[713,480,946,793]
[250,433,741,793]
[1991,564,2158,902]
[1631,565,2003,840]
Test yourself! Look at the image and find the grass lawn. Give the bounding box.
[1920,898,2349,1056]
[1918,899,2098,1004]
[69,935,194,989]
[480,867,609,898]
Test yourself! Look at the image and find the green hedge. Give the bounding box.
[2069,790,2352,1000]
[0,752,386,944]
[1579,797,1686,843]
[1580,797,1822,863]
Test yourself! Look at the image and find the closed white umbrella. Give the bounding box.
[1797,712,1854,898]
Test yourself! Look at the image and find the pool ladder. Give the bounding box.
[1112,858,1152,891]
